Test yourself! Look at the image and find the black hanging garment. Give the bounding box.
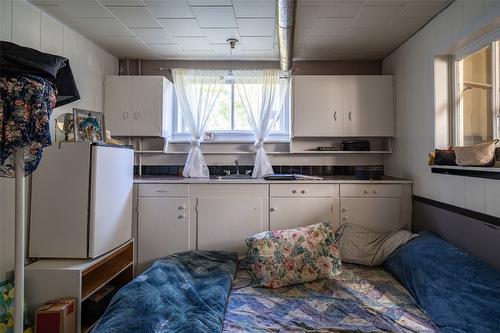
[0,41,80,177]
[0,41,80,107]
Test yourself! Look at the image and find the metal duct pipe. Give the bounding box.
[276,0,296,73]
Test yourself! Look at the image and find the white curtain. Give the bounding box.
[172,68,226,178]
[234,69,289,178]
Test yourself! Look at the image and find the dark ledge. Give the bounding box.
[431,166,500,180]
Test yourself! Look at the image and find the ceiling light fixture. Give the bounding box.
[225,38,239,84]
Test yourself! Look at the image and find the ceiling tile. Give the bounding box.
[187,0,232,5]
[317,1,364,18]
[203,28,239,43]
[37,4,86,27]
[311,17,353,36]
[237,18,275,36]
[60,1,113,18]
[352,5,405,28]
[144,0,194,18]
[240,36,274,51]
[400,1,449,18]
[158,18,204,36]
[78,18,134,37]
[232,0,274,18]
[148,43,182,56]
[106,6,161,28]
[131,27,175,43]
[175,37,212,50]
[191,6,237,28]
[99,36,157,57]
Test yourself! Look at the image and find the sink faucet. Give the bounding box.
[234,157,240,175]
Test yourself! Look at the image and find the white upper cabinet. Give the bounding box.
[293,76,344,136]
[293,75,394,137]
[105,76,173,138]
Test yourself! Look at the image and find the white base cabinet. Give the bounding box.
[191,185,269,254]
[135,182,411,270]
[136,184,191,273]
[269,184,339,230]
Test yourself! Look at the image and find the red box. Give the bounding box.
[35,298,76,333]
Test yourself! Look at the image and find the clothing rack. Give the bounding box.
[14,148,25,333]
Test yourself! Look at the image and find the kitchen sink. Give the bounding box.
[213,174,253,180]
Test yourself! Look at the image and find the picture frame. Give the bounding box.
[73,108,106,143]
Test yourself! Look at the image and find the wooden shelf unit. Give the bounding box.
[25,240,134,333]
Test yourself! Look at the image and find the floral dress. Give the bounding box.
[0,75,56,177]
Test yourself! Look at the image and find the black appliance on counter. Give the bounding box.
[342,140,370,151]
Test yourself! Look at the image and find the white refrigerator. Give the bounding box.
[30,142,134,258]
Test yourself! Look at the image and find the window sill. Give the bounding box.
[431,165,500,180]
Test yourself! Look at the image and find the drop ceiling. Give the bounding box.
[28,0,452,61]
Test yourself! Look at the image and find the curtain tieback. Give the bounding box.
[191,137,202,148]
[255,139,265,149]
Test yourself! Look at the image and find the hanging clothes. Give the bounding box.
[0,75,57,177]
[0,41,79,107]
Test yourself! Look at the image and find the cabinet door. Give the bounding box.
[340,198,400,231]
[194,185,268,254]
[132,77,162,136]
[270,198,335,230]
[137,197,189,272]
[104,76,133,136]
[343,76,394,136]
[293,76,344,136]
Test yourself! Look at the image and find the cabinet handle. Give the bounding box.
[122,111,129,120]
[341,208,347,212]
[178,214,186,219]
[348,111,352,121]
[372,190,378,194]
[333,111,337,121]
[133,110,139,120]
[363,189,369,194]
[342,216,348,221]
[178,205,186,210]
[300,190,306,194]
[156,189,170,193]
[292,190,297,194]
[270,207,276,212]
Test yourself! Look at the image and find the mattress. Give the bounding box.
[223,263,437,333]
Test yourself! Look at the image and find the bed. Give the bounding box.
[92,233,500,333]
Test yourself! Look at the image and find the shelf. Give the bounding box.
[463,81,493,90]
[82,242,133,300]
[290,150,392,154]
[431,165,500,180]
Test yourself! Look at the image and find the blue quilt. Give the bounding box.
[92,251,238,333]
[384,232,500,333]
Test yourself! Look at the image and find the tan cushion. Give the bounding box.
[454,140,498,166]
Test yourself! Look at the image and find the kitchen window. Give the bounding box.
[172,81,290,142]
[453,39,500,146]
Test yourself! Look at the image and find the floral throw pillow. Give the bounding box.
[246,223,342,288]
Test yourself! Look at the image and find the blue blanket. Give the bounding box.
[384,232,500,333]
[92,251,238,333]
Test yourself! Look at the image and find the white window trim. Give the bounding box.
[452,34,500,146]
[171,83,291,143]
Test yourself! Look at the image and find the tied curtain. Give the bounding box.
[234,69,289,178]
[172,69,225,178]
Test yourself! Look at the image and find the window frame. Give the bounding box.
[171,81,291,143]
[452,34,500,146]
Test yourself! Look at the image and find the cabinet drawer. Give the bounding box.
[270,184,333,197]
[340,184,401,197]
[138,184,188,197]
